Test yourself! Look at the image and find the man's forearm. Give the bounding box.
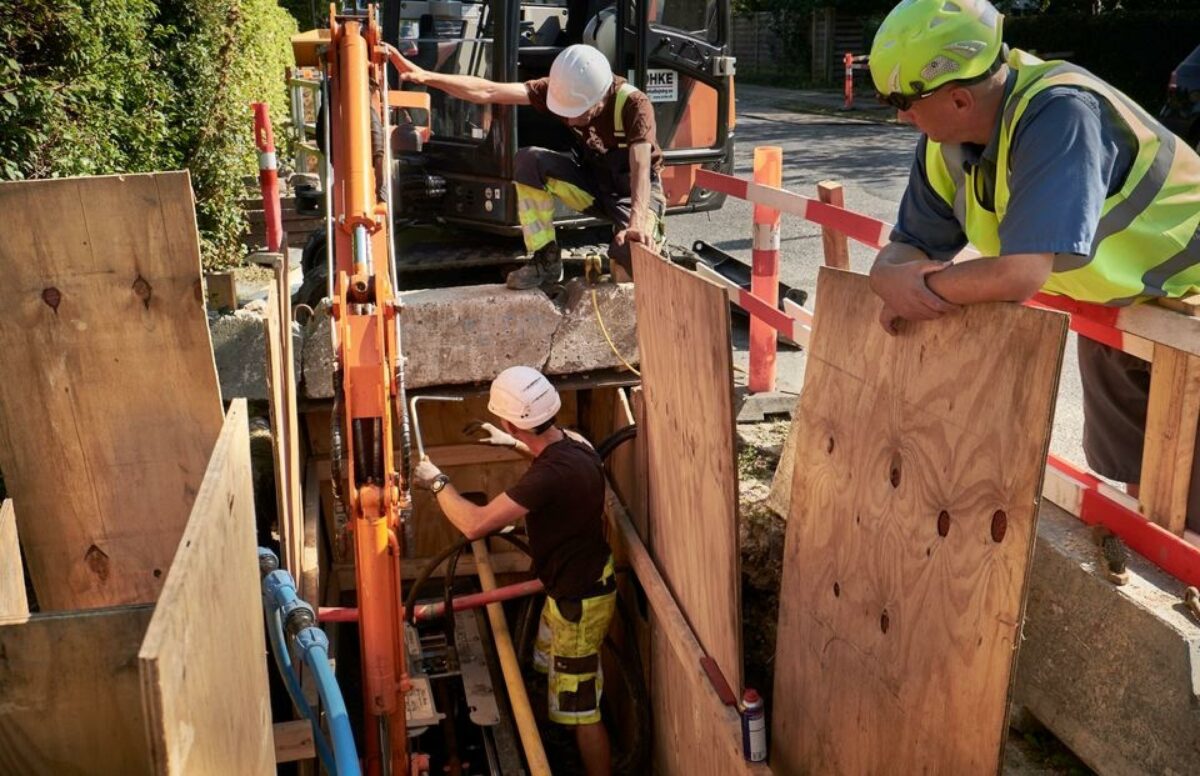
[925,253,1053,305]
[435,485,488,539]
[417,73,503,104]
[628,144,651,232]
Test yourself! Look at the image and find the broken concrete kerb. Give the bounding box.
[301,282,639,397]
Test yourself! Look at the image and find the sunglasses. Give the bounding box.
[876,87,940,111]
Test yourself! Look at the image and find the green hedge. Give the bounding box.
[0,1,297,269]
[1005,11,1200,113]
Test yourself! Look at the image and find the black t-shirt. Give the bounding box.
[506,437,609,599]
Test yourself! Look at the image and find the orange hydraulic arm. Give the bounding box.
[320,5,413,774]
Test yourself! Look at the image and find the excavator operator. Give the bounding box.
[387,43,666,289]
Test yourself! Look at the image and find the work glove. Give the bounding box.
[464,420,518,448]
[412,457,443,490]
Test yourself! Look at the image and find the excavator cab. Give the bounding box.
[379,0,735,238]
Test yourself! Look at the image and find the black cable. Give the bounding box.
[595,423,637,461]
[404,530,533,624]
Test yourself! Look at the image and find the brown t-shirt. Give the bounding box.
[525,75,664,176]
[506,437,610,599]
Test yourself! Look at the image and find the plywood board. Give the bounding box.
[138,400,274,775]
[0,605,155,774]
[0,172,223,610]
[631,243,742,695]
[0,499,28,619]
[772,268,1067,774]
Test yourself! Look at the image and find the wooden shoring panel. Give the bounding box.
[631,243,742,697]
[266,259,305,583]
[0,605,155,774]
[0,172,223,610]
[0,499,28,620]
[138,400,274,776]
[772,268,1067,775]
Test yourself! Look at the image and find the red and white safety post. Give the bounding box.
[843,53,869,110]
[252,102,283,254]
[749,147,783,393]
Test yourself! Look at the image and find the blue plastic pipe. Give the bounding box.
[259,549,359,775]
[298,626,361,776]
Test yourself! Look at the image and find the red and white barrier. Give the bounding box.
[696,164,1200,586]
[252,102,283,253]
[1046,455,1200,587]
[843,52,870,110]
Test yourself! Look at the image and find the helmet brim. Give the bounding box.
[546,91,595,119]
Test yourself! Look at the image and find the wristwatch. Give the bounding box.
[430,474,451,494]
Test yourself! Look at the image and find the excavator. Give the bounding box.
[293,0,738,295]
[288,1,736,772]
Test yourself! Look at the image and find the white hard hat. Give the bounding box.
[547,44,614,118]
[488,366,562,430]
[583,6,618,69]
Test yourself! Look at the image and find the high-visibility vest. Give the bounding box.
[613,82,640,150]
[924,49,1200,304]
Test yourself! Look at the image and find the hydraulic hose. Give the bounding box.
[297,626,360,776]
[259,548,361,776]
[595,423,637,461]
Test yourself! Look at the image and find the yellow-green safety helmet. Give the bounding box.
[869,0,1004,101]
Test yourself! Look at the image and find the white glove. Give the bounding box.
[413,457,444,490]
[471,421,518,448]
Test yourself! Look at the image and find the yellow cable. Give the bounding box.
[592,286,641,377]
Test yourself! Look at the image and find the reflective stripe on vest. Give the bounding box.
[923,49,1200,304]
[613,83,639,149]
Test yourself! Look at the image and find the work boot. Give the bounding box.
[506,243,562,290]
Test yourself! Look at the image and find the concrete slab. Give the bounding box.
[399,285,561,389]
[1014,502,1200,776]
[209,308,303,402]
[209,310,267,401]
[545,282,638,376]
[300,283,642,397]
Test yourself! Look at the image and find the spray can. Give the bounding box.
[741,688,767,762]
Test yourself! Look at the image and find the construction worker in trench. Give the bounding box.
[867,0,1200,531]
[413,366,616,775]
[388,43,666,289]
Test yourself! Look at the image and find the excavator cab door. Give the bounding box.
[618,0,734,211]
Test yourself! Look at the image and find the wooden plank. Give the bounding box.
[266,257,305,582]
[138,400,274,776]
[605,491,768,776]
[1139,344,1200,535]
[0,172,224,610]
[302,458,321,605]
[204,272,238,312]
[816,180,850,270]
[0,499,28,619]
[1117,302,1200,358]
[772,268,1067,775]
[274,720,316,763]
[631,243,742,696]
[0,605,155,774]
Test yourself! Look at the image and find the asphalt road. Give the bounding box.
[671,84,1089,470]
